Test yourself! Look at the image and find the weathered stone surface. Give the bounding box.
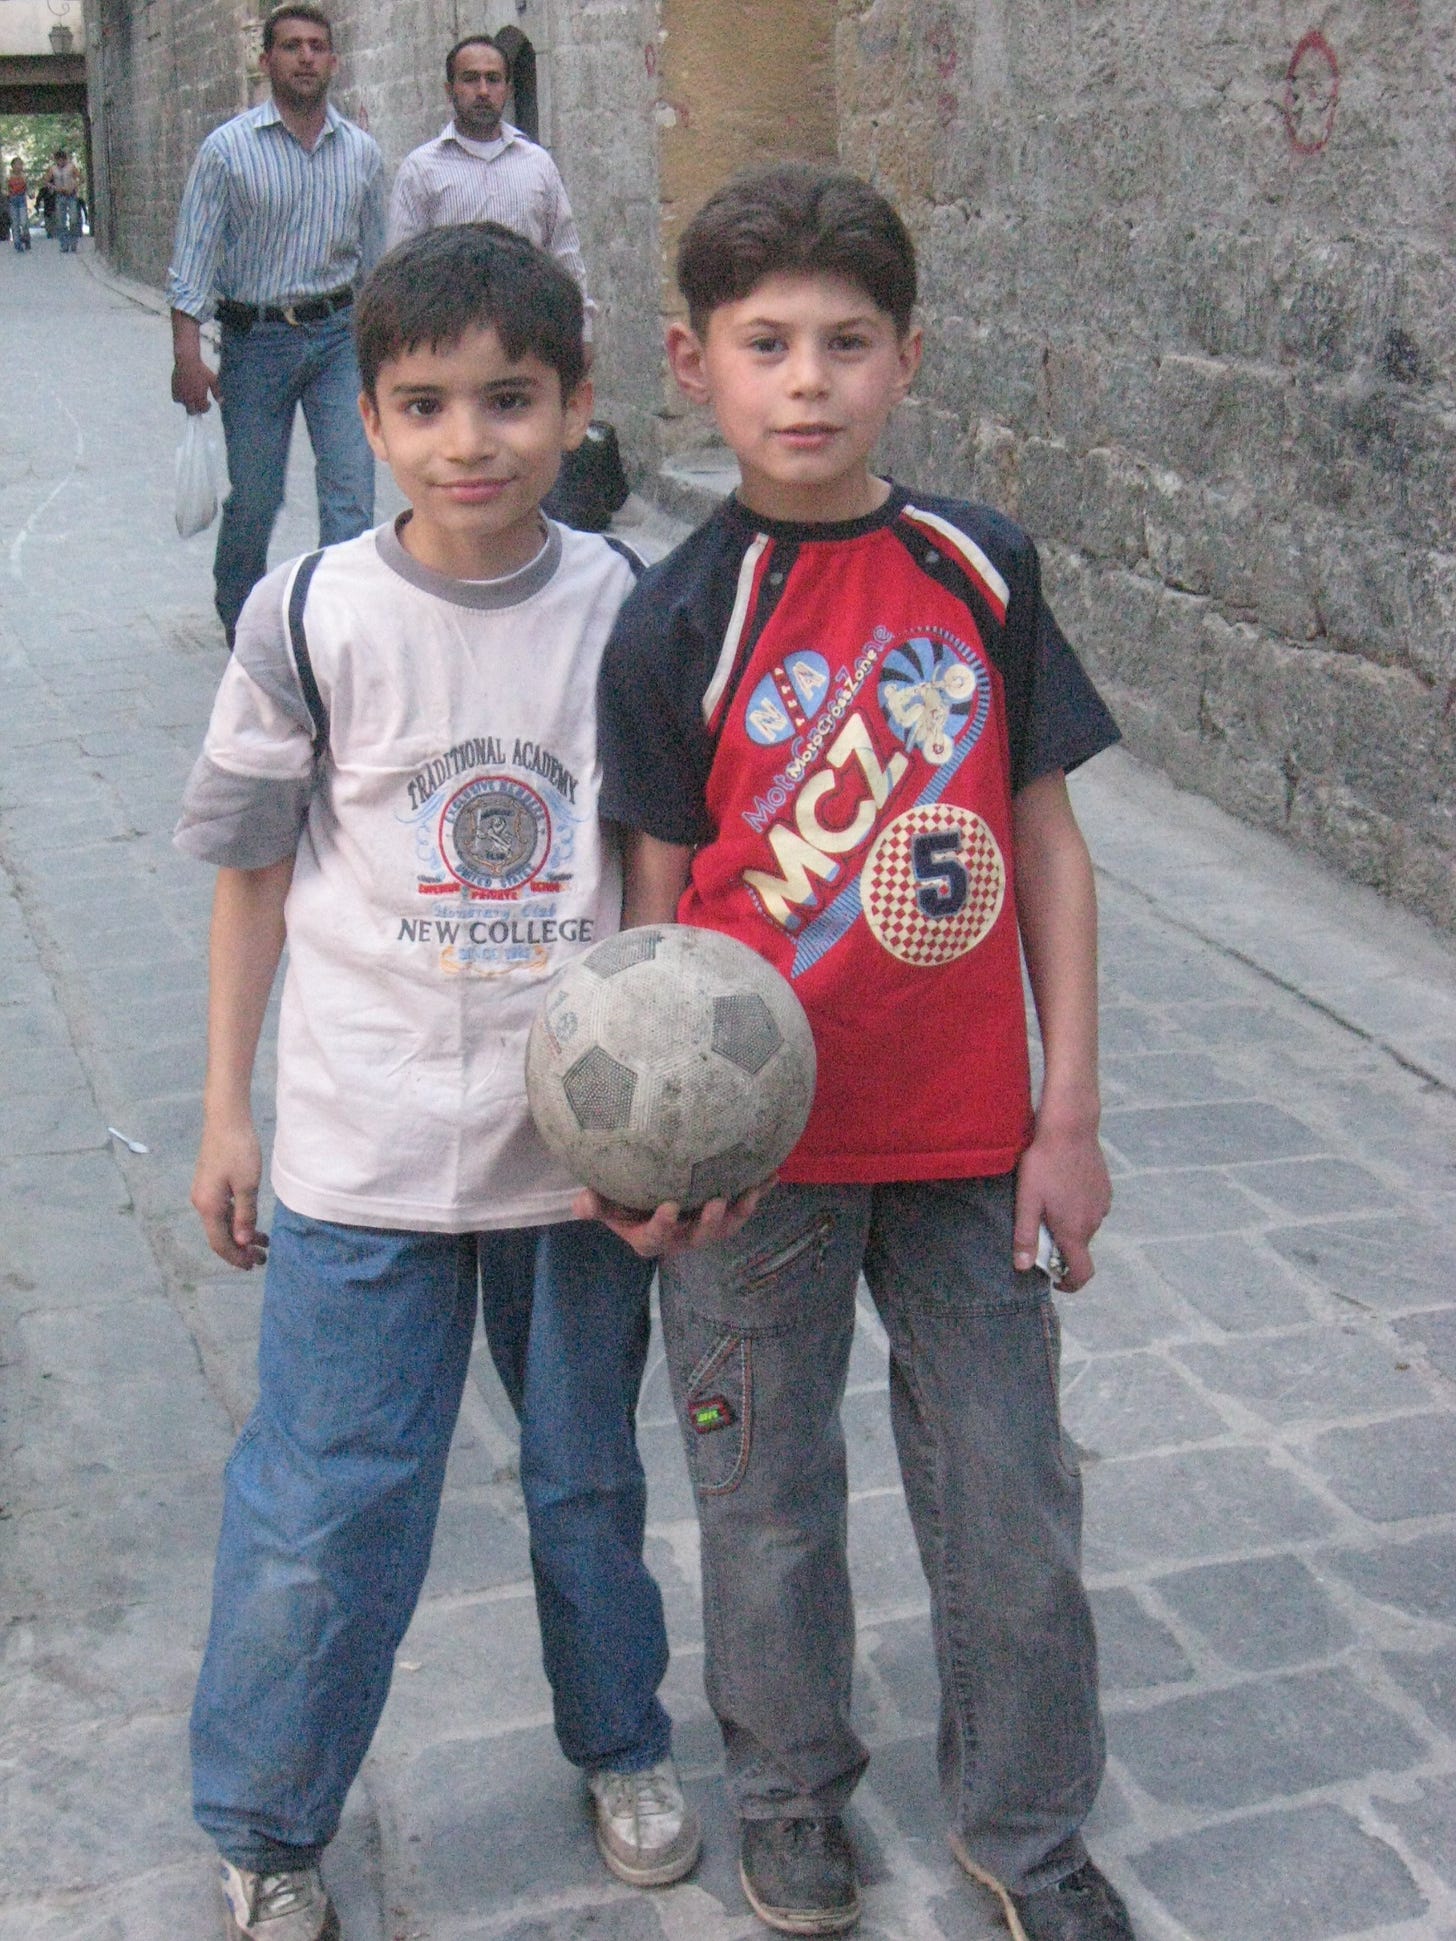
[1147,1232,1314,1334]
[1089,1587,1193,1692]
[1082,1447,1335,1574]
[1175,1327,1427,1425]
[1111,1668,1427,1810]
[1311,1414,1456,1521]
[1131,1804,1427,1940]
[1061,1351,1229,1458]
[1151,1555,1352,1671]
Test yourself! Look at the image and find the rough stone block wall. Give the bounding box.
[526,0,665,468]
[842,0,1456,930]
[96,0,250,285]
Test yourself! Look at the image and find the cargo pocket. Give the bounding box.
[682,1329,750,1495]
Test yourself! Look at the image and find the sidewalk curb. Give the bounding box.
[82,245,169,317]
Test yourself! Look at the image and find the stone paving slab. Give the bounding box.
[2,244,1456,1940]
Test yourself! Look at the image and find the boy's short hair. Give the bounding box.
[677,163,917,337]
[262,2,332,52]
[446,33,509,83]
[355,222,586,401]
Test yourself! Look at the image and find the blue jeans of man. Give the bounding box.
[659,1173,1104,1897]
[214,311,374,642]
[191,1206,670,1872]
[55,191,79,251]
[8,193,28,250]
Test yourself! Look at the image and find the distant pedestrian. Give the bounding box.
[7,159,30,252]
[166,1,384,645]
[37,178,55,239]
[43,149,82,252]
[387,34,592,341]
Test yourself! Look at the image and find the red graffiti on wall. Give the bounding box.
[1283,30,1338,154]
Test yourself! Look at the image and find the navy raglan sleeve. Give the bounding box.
[1003,527,1120,792]
[597,572,717,848]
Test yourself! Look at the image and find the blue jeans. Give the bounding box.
[55,191,79,251]
[192,1206,670,1872]
[8,193,28,250]
[214,311,374,640]
[660,1174,1104,1896]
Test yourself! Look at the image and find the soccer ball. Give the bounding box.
[525,924,817,1212]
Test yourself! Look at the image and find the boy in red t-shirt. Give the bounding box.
[591,165,1133,1941]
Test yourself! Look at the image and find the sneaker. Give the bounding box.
[739,1815,860,1935]
[587,1756,702,1886]
[219,1860,340,1940]
[949,1836,1135,1941]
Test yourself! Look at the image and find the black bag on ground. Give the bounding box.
[541,420,631,532]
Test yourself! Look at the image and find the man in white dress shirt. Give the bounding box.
[387,35,593,346]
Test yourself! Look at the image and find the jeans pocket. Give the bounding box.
[222,1410,264,1480]
[1039,1298,1082,1480]
[681,1328,750,1496]
[741,1209,835,1303]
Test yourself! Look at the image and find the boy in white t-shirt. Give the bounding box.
[175,222,704,1941]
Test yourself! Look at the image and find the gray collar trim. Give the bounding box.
[375,514,561,608]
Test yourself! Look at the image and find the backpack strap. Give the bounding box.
[285,549,328,758]
[603,534,646,578]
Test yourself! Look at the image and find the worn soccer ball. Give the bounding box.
[525,924,817,1213]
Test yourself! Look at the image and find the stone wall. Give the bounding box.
[841,0,1456,928]
[92,0,250,280]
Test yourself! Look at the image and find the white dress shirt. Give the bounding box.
[387,122,594,332]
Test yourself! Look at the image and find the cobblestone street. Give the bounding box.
[3,242,1456,1941]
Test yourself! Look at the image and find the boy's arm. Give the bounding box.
[621,829,692,927]
[1011,770,1112,1291]
[191,858,293,1269]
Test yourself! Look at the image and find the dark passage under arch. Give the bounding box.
[493,26,537,143]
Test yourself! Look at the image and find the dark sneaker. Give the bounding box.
[587,1757,702,1886]
[949,1836,1135,1941]
[739,1815,860,1935]
[219,1861,340,1940]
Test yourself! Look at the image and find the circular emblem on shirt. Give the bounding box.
[440,776,550,892]
[877,635,986,766]
[862,803,1005,965]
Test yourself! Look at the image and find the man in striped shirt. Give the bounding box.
[387,35,593,350]
[167,2,385,646]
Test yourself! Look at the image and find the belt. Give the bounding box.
[216,286,354,331]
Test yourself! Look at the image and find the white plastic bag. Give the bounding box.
[175,412,225,538]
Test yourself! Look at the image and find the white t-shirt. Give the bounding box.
[176,518,639,1233]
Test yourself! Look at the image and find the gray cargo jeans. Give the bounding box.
[659,1172,1105,1895]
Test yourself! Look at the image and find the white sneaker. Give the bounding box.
[220,1860,340,1940]
[587,1756,703,1886]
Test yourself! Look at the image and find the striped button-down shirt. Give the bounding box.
[166,99,385,319]
[387,123,594,332]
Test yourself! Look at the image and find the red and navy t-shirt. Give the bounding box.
[597,486,1119,1184]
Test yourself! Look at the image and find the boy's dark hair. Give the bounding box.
[355,222,585,401]
[677,163,917,337]
[446,33,509,83]
[262,2,332,52]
